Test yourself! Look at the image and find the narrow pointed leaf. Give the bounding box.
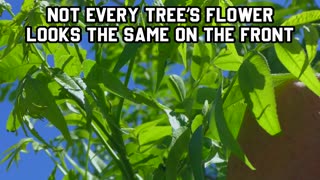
[178,43,187,68]
[191,43,211,80]
[275,40,320,96]
[189,126,204,180]
[87,64,164,109]
[282,10,320,26]
[6,111,21,132]
[167,74,186,102]
[212,86,255,170]
[238,52,281,135]
[166,128,190,180]
[52,70,85,105]
[23,76,72,142]
[304,25,318,63]
[113,43,141,73]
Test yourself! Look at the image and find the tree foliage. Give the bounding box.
[0,0,320,179]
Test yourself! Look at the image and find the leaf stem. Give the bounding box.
[115,56,135,124]
[222,72,238,102]
[5,7,15,18]
[74,43,85,63]
[44,149,68,176]
[84,128,93,180]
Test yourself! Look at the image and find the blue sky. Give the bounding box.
[1,0,320,179]
[0,1,62,179]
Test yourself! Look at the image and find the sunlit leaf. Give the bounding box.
[0,45,42,83]
[211,85,255,170]
[223,80,246,138]
[191,43,212,80]
[282,10,320,26]
[214,48,243,71]
[238,52,281,135]
[271,73,296,87]
[82,59,95,78]
[191,115,203,133]
[53,45,85,76]
[304,25,318,63]
[6,111,20,132]
[275,40,320,96]
[178,43,187,68]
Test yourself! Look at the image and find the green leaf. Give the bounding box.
[87,64,164,109]
[125,0,136,6]
[191,115,203,133]
[191,43,212,80]
[167,74,186,102]
[189,126,204,180]
[238,52,281,135]
[65,153,97,179]
[44,43,85,76]
[0,23,23,58]
[156,58,167,91]
[0,0,12,15]
[6,110,21,132]
[178,43,187,68]
[87,64,133,98]
[223,81,246,138]
[195,87,216,105]
[199,65,221,88]
[138,126,172,146]
[21,116,53,149]
[21,0,34,12]
[156,42,179,91]
[165,128,190,180]
[0,45,42,83]
[62,170,80,180]
[23,75,72,142]
[82,59,95,78]
[282,10,320,26]
[214,48,243,71]
[113,43,141,73]
[226,43,239,58]
[164,109,188,131]
[275,40,320,96]
[52,70,85,105]
[48,165,57,180]
[53,45,85,76]
[224,100,246,138]
[0,20,12,45]
[163,109,191,178]
[271,73,296,88]
[83,142,107,174]
[133,118,163,134]
[1,138,33,171]
[211,85,255,170]
[20,1,48,27]
[247,1,298,22]
[304,25,318,63]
